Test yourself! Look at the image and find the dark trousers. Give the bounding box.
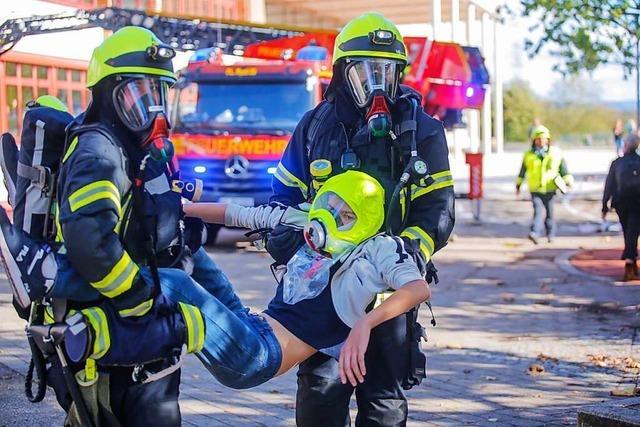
[48,360,181,427]
[617,207,640,261]
[531,192,556,237]
[296,314,408,427]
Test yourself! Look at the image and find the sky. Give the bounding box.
[504,13,635,103]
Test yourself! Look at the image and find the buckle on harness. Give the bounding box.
[131,348,186,384]
[34,166,50,189]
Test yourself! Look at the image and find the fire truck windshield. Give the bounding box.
[172,81,315,134]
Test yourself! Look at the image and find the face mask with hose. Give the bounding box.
[344,57,404,139]
[283,171,385,304]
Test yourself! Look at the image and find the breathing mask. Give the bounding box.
[113,75,174,162]
[344,58,403,138]
[304,170,385,257]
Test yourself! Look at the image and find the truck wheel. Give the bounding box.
[204,223,221,246]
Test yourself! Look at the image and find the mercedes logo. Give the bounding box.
[224,155,250,179]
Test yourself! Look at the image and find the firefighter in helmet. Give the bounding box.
[267,13,455,426]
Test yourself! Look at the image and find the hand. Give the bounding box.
[281,203,310,228]
[515,185,521,197]
[339,317,371,386]
[265,224,305,265]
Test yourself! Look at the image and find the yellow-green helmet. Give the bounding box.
[30,95,68,112]
[333,12,408,65]
[86,26,176,88]
[530,125,551,140]
[305,170,385,256]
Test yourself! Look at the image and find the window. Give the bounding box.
[6,85,18,135]
[57,89,68,107]
[22,87,34,106]
[5,62,17,77]
[71,70,82,82]
[57,68,67,81]
[21,64,33,78]
[38,88,48,97]
[72,90,82,114]
[37,66,48,80]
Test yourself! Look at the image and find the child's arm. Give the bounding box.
[339,279,430,386]
[183,202,227,224]
[339,235,430,386]
[184,202,308,230]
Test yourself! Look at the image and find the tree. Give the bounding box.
[503,80,543,141]
[517,1,640,76]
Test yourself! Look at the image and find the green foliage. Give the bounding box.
[503,80,543,141]
[503,79,621,142]
[517,0,640,75]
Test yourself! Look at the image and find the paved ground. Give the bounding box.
[1,153,639,426]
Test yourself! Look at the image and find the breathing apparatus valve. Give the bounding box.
[143,113,174,163]
[366,93,392,138]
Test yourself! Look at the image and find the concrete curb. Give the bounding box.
[577,397,640,426]
[553,249,614,285]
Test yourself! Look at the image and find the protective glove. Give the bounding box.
[183,216,205,253]
[265,224,306,266]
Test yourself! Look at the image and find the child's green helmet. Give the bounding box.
[86,26,176,88]
[305,170,385,256]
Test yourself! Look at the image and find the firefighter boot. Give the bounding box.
[624,261,636,282]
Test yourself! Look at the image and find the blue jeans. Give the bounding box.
[531,192,555,238]
[159,248,282,389]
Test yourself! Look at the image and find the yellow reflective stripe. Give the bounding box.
[90,252,138,298]
[62,136,79,163]
[115,192,132,235]
[81,307,110,359]
[401,226,435,259]
[118,298,153,318]
[274,162,308,198]
[84,359,97,381]
[44,306,55,325]
[69,180,121,214]
[431,170,452,180]
[411,171,454,201]
[178,302,205,353]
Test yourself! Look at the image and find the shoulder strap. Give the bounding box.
[305,101,333,157]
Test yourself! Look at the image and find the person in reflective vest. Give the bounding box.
[516,125,573,244]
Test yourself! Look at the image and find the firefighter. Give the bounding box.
[267,13,455,426]
[52,26,239,425]
[516,125,573,244]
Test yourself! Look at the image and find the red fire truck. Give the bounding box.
[170,50,331,208]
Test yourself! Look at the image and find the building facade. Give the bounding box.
[0,0,249,138]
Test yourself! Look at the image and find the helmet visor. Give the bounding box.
[345,58,401,107]
[114,77,170,131]
[313,191,357,231]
